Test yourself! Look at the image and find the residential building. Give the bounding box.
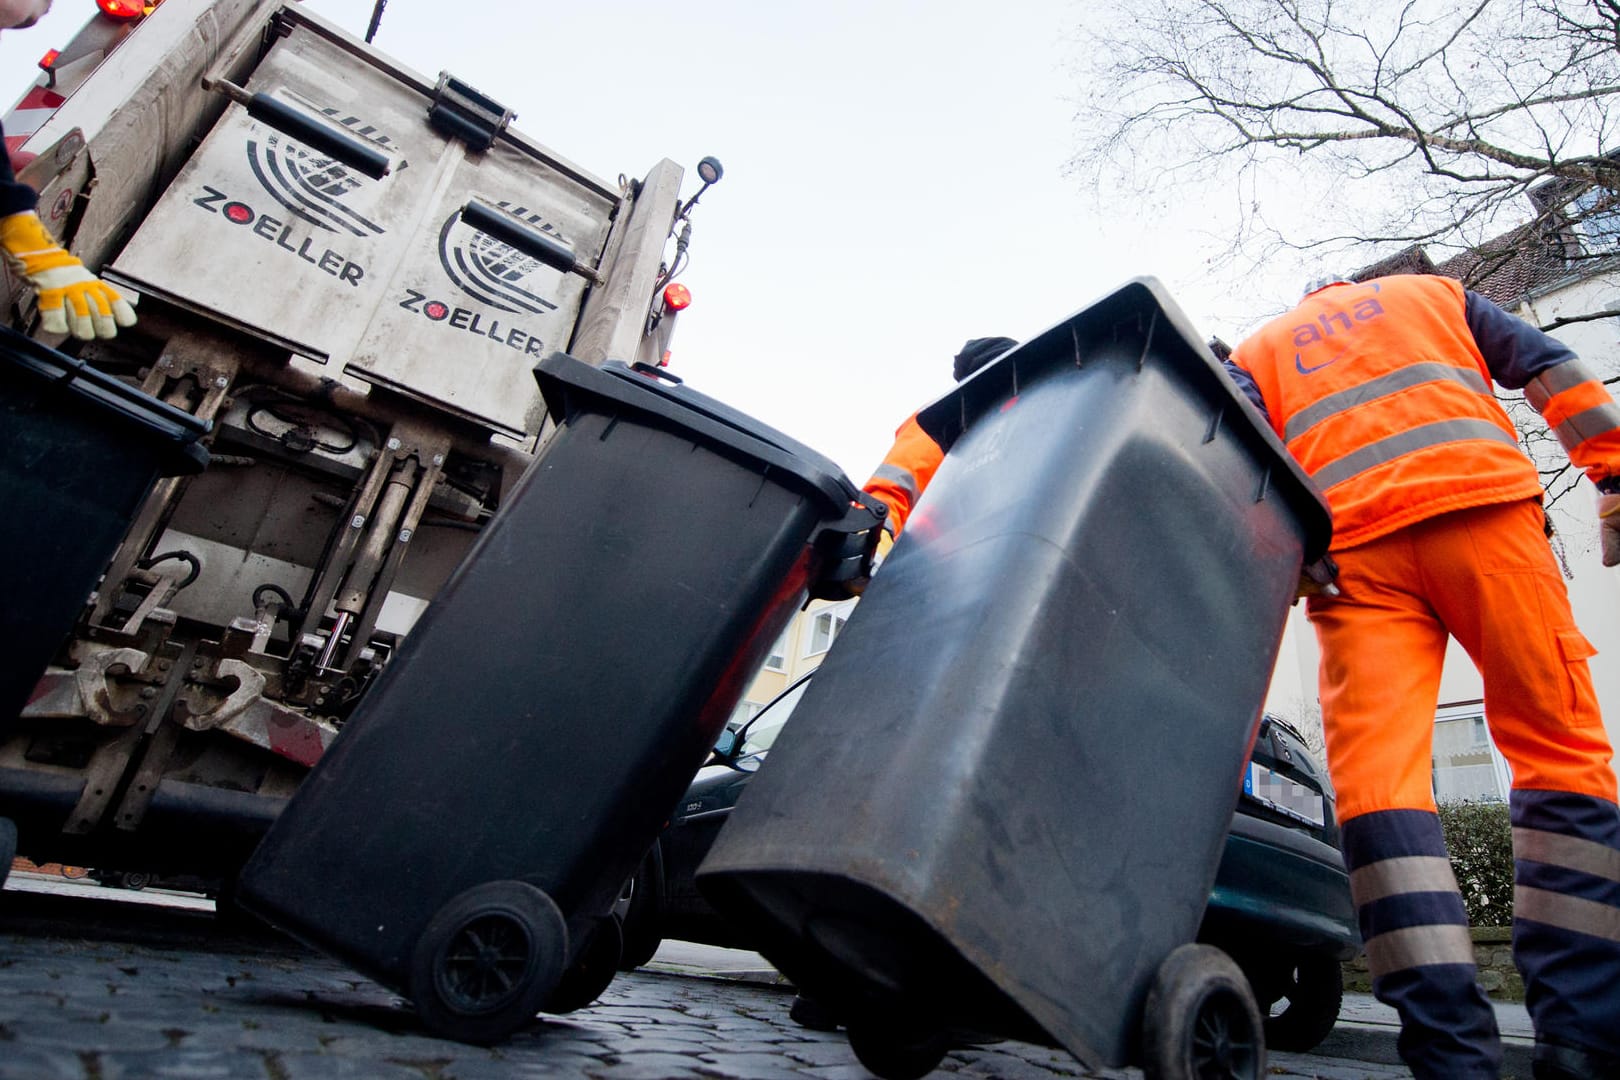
[726,597,856,730]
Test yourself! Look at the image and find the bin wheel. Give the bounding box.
[408,880,568,1045]
[121,871,152,892]
[1142,944,1265,1080]
[847,1015,950,1080]
[0,817,16,891]
[789,991,844,1032]
[1261,952,1342,1053]
[544,914,623,1014]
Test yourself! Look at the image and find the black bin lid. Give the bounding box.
[534,354,864,516]
[0,325,211,475]
[916,277,1332,561]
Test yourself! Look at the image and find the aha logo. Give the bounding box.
[243,107,394,238]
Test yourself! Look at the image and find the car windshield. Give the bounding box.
[736,677,810,758]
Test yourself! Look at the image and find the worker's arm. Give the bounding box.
[1222,358,1272,426]
[1466,290,1620,563]
[861,413,945,539]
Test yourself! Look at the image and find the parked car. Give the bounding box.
[617,672,1359,1054]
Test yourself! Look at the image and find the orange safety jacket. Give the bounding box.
[1230,274,1620,549]
[862,412,944,538]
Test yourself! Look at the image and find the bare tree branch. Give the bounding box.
[1067,0,1620,513]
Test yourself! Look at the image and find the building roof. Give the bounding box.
[1351,172,1620,307]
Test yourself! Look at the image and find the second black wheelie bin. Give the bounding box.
[696,278,1334,1080]
[235,354,884,1045]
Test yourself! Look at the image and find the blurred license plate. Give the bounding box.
[1243,761,1325,827]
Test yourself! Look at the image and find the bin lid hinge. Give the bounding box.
[427,73,514,153]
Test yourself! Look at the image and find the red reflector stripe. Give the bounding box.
[18,87,66,109]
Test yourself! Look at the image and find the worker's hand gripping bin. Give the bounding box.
[695,279,1334,1080]
[235,355,884,1045]
[0,326,210,728]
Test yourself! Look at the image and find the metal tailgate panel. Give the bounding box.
[345,140,618,437]
[108,15,621,436]
[107,24,443,361]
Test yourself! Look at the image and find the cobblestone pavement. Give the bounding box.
[0,881,1526,1080]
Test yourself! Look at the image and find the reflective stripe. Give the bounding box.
[870,463,919,502]
[1311,419,1521,491]
[1516,885,1620,943]
[1284,363,1491,443]
[1349,855,1459,906]
[1365,924,1476,976]
[1525,360,1598,412]
[1514,826,1620,882]
[1552,402,1620,454]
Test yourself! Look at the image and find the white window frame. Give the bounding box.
[1432,702,1513,804]
[803,601,855,659]
[763,626,790,672]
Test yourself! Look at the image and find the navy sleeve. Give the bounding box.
[1463,289,1576,391]
[0,119,39,217]
[1222,359,1272,425]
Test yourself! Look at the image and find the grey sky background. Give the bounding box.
[2,0,1308,480]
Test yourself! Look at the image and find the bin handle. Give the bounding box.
[629,362,683,385]
[459,200,606,286]
[205,79,391,180]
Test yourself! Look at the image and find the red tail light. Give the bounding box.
[37,48,59,70]
[97,0,147,19]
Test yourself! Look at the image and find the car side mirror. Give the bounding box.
[712,729,738,759]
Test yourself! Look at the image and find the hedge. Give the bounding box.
[1438,800,1514,927]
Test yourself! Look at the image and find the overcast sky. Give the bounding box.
[2,0,1304,480]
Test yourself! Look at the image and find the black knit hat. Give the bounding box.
[953,336,1017,382]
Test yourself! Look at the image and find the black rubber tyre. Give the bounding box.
[0,817,15,891]
[789,992,843,1032]
[847,1015,951,1080]
[408,880,568,1045]
[121,871,152,892]
[545,915,624,1014]
[1143,944,1266,1080]
[616,846,664,971]
[1262,952,1343,1053]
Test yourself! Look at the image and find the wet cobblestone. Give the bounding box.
[0,923,1443,1079]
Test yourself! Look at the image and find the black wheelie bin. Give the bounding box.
[695,278,1334,1080]
[234,354,884,1045]
[0,326,210,729]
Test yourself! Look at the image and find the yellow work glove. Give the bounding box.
[0,211,136,340]
[873,529,895,569]
[1296,555,1341,602]
[1600,492,1620,568]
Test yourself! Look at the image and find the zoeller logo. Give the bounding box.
[436,204,563,317]
[243,107,393,238]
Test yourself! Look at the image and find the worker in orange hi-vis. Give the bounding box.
[0,0,138,340]
[1225,272,1620,1080]
[861,336,1017,555]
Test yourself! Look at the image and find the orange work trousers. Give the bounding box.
[1307,498,1615,822]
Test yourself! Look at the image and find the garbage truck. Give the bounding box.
[0,0,726,898]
